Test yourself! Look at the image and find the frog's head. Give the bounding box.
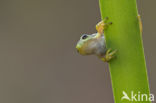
[76,34,97,55]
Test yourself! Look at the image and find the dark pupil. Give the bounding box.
[82,35,88,39]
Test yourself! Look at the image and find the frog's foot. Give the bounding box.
[96,17,112,35]
[100,49,117,62]
[137,14,142,34]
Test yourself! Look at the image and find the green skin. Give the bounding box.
[76,33,106,56]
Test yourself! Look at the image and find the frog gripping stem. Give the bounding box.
[96,17,112,36]
[100,49,117,62]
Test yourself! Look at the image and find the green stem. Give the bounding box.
[99,0,151,103]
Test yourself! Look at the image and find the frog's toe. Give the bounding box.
[105,49,117,62]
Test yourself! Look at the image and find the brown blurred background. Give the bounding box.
[0,0,155,103]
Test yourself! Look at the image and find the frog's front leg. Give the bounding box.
[95,17,112,38]
[99,49,117,62]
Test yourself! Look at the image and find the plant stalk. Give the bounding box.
[99,0,151,103]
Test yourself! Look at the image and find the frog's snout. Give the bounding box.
[76,44,86,55]
[76,45,80,53]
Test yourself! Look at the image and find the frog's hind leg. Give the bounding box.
[99,49,117,62]
[95,17,112,38]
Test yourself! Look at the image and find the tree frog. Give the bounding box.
[76,17,117,62]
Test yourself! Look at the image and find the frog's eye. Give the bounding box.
[81,34,88,40]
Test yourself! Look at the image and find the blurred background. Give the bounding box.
[0,0,155,103]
